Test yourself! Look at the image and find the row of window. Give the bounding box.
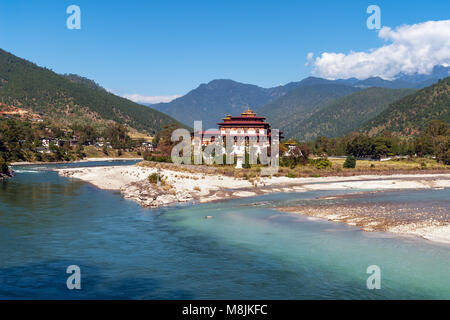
[204,136,269,143]
[220,128,266,134]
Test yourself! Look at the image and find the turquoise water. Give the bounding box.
[1,162,449,299]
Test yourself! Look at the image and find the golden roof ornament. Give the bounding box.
[241,106,256,117]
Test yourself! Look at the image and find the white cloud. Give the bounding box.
[122,94,181,104]
[311,20,450,80]
[305,52,314,66]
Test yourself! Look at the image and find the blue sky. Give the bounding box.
[0,0,449,101]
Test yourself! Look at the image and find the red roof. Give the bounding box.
[217,121,269,126]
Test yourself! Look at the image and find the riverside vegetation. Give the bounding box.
[140,119,449,180]
[0,118,149,165]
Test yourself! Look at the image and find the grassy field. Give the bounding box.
[275,157,450,178]
[128,130,154,142]
[83,146,142,159]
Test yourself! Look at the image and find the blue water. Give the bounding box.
[0,162,449,299]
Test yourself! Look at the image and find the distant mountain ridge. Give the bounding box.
[152,79,303,129]
[151,66,449,131]
[337,65,450,89]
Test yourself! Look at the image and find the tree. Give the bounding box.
[280,144,310,168]
[414,135,434,157]
[152,124,181,157]
[242,149,251,168]
[372,136,392,159]
[0,156,9,175]
[346,134,374,158]
[442,149,450,165]
[415,120,450,162]
[76,145,86,159]
[343,155,356,168]
[1,119,23,161]
[434,135,450,164]
[105,123,132,149]
[424,120,449,137]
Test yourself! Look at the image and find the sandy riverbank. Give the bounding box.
[278,191,450,244]
[56,163,450,244]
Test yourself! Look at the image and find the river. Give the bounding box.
[1,161,449,299]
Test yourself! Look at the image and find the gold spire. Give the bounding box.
[241,106,256,117]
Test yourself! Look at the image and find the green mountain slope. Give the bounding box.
[294,87,415,141]
[258,84,360,138]
[152,79,302,129]
[62,73,106,92]
[361,77,450,136]
[0,49,183,134]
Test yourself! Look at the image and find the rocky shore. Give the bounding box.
[120,180,193,208]
[278,191,450,244]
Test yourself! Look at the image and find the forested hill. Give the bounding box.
[258,83,361,138]
[0,49,183,134]
[293,87,415,141]
[361,77,450,136]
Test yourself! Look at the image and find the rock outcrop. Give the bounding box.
[120,181,193,208]
[0,167,13,180]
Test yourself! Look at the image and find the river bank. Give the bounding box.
[55,162,450,244]
[278,191,450,244]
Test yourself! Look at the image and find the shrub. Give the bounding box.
[286,173,296,178]
[280,144,310,168]
[309,158,332,169]
[242,150,251,168]
[280,156,295,168]
[144,153,172,163]
[443,150,450,165]
[0,156,9,175]
[343,155,356,168]
[148,172,165,185]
